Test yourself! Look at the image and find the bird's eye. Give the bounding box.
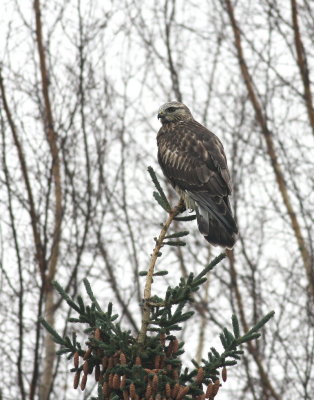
[166,107,177,113]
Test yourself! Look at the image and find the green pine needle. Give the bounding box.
[219,333,227,349]
[190,277,207,290]
[237,332,261,344]
[153,192,171,211]
[164,240,186,246]
[148,166,171,211]
[248,311,275,334]
[153,270,169,276]
[223,328,235,344]
[56,348,70,355]
[210,347,220,358]
[77,296,85,313]
[53,281,81,313]
[83,278,102,312]
[39,317,65,345]
[232,314,240,338]
[68,318,81,323]
[107,302,113,316]
[165,230,189,239]
[194,253,226,281]
[174,215,197,221]
[224,360,237,366]
[174,311,194,323]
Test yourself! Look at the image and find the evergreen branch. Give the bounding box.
[137,197,185,347]
[40,166,275,399]
[195,311,275,382]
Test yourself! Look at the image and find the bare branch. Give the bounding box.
[223,0,314,298]
[290,0,314,132]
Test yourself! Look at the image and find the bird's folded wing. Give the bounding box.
[157,120,232,196]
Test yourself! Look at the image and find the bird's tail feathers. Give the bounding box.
[192,193,238,249]
[188,192,238,233]
[195,207,237,249]
[189,191,237,234]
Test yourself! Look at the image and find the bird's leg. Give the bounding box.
[176,196,186,213]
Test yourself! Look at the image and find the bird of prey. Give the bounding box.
[157,101,238,248]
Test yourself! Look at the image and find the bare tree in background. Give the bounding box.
[0,1,147,399]
[128,1,314,399]
[0,0,313,399]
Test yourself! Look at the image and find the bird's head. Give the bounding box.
[157,101,193,125]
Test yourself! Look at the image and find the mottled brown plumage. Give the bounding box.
[157,101,238,248]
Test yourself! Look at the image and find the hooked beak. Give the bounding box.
[157,111,165,120]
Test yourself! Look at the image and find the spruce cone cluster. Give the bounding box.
[71,329,227,399]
